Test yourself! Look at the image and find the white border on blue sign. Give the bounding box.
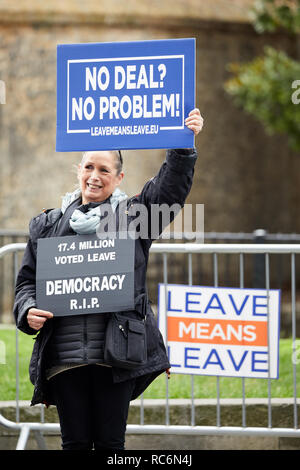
[66,55,185,134]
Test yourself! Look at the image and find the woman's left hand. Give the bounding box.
[185,108,204,136]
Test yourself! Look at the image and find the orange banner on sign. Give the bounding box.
[167,317,267,347]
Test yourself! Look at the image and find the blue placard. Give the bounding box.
[56,38,195,151]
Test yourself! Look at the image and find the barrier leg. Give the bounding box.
[16,425,30,450]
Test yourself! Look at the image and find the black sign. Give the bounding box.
[36,234,135,316]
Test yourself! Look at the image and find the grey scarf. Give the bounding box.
[61,188,128,235]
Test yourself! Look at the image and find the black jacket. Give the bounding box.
[13,148,198,405]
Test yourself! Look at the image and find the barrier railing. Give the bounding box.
[0,242,299,449]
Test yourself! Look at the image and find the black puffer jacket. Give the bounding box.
[13,148,198,405]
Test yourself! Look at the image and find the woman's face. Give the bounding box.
[78,151,124,204]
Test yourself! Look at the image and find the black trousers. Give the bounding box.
[49,364,136,450]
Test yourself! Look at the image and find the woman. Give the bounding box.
[13,108,204,451]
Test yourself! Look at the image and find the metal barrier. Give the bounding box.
[1,229,300,323]
[0,242,300,450]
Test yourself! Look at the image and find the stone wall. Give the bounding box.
[0,0,299,234]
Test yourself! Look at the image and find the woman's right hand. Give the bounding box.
[27,308,54,331]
